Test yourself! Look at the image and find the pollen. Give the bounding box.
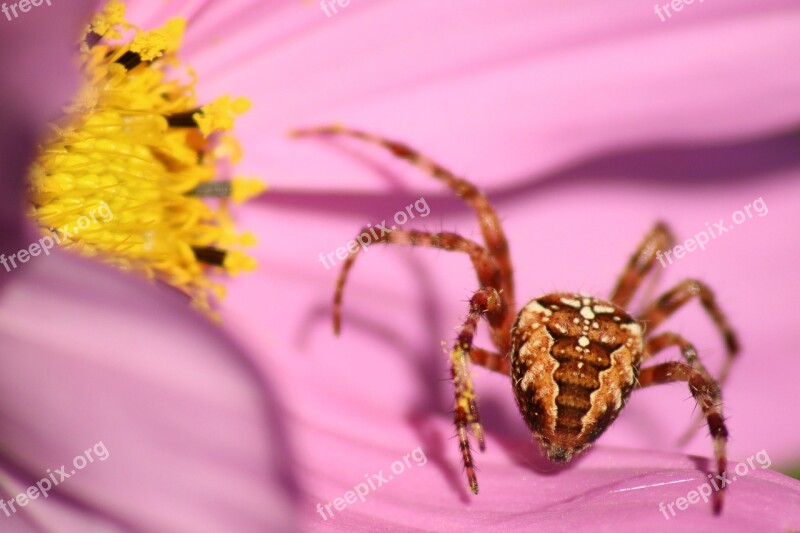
[26,1,264,315]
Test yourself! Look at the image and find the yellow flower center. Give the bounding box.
[27,1,264,315]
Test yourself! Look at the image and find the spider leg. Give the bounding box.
[332,227,510,352]
[639,281,739,445]
[463,345,508,451]
[642,331,721,443]
[469,346,509,374]
[610,221,674,308]
[636,360,729,514]
[638,279,739,387]
[457,347,509,459]
[643,331,707,362]
[458,348,507,468]
[292,125,516,332]
[451,287,502,494]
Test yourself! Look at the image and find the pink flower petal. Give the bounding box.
[0,252,297,531]
[10,2,797,530]
[0,4,297,529]
[130,1,799,528]
[142,0,800,192]
[0,0,98,256]
[291,434,798,531]
[223,109,799,531]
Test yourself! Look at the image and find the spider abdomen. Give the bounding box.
[510,293,644,462]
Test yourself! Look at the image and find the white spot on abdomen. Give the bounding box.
[560,297,581,308]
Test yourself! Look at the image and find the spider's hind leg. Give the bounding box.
[639,279,739,445]
[636,360,729,514]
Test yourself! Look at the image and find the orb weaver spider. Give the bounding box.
[294,125,739,513]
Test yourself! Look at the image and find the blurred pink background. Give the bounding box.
[1,1,799,531]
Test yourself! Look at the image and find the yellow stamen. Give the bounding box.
[232,177,267,204]
[194,96,252,137]
[28,1,263,316]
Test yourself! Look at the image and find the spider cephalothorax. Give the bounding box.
[294,125,739,514]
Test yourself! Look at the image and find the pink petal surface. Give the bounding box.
[225,153,800,530]
[135,0,800,529]
[173,0,800,193]
[4,1,798,531]
[296,440,797,532]
[0,253,297,531]
[0,3,297,531]
[0,0,98,261]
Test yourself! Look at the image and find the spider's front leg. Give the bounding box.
[450,287,504,494]
[332,227,511,351]
[636,359,729,514]
[293,125,517,337]
[469,346,509,374]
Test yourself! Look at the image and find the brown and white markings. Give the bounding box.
[293,125,740,514]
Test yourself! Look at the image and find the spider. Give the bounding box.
[293,125,739,514]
